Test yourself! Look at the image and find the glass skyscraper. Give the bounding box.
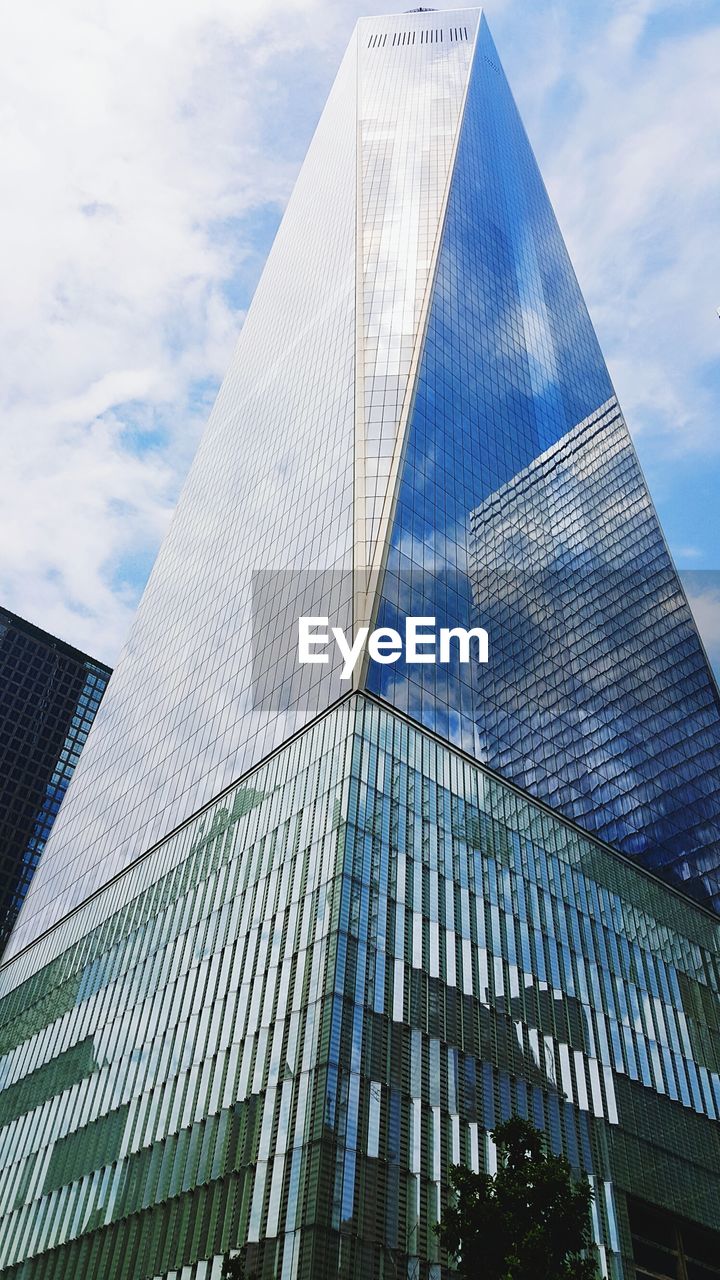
[0,11,718,1280]
[0,609,111,956]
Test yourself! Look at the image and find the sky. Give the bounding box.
[0,0,718,672]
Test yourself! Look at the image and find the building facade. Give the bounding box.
[0,610,111,956]
[0,11,718,1280]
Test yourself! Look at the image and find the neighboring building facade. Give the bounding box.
[0,11,718,1280]
[466,401,720,905]
[0,609,111,955]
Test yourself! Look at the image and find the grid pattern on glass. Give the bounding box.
[356,13,477,569]
[0,696,718,1278]
[367,13,614,753]
[366,16,720,911]
[468,400,720,909]
[12,665,112,919]
[0,611,111,953]
[628,1198,720,1280]
[5,28,362,958]
[5,9,487,962]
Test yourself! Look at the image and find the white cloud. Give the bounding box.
[510,0,720,457]
[0,0,355,661]
[675,545,703,562]
[1,0,718,667]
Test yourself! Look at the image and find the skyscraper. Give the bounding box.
[0,608,111,956]
[0,12,718,1280]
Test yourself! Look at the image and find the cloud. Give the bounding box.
[0,0,718,669]
[501,0,720,461]
[0,0,357,662]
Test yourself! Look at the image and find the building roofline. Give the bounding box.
[2,689,717,983]
[357,6,483,22]
[0,606,112,675]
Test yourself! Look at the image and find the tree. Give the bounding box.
[435,1116,601,1280]
[220,1252,251,1280]
[220,1248,269,1280]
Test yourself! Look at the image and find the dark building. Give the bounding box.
[0,608,111,953]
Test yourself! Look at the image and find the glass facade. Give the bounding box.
[0,698,718,1279]
[5,26,361,955]
[0,610,111,955]
[9,6,719,956]
[468,402,720,908]
[628,1198,720,1280]
[6,10,486,959]
[356,15,475,570]
[367,17,720,911]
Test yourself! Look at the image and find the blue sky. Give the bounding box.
[0,0,718,670]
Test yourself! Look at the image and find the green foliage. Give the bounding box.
[220,1253,250,1280]
[435,1116,601,1280]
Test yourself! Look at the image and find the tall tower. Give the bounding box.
[0,609,111,955]
[0,13,718,1280]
